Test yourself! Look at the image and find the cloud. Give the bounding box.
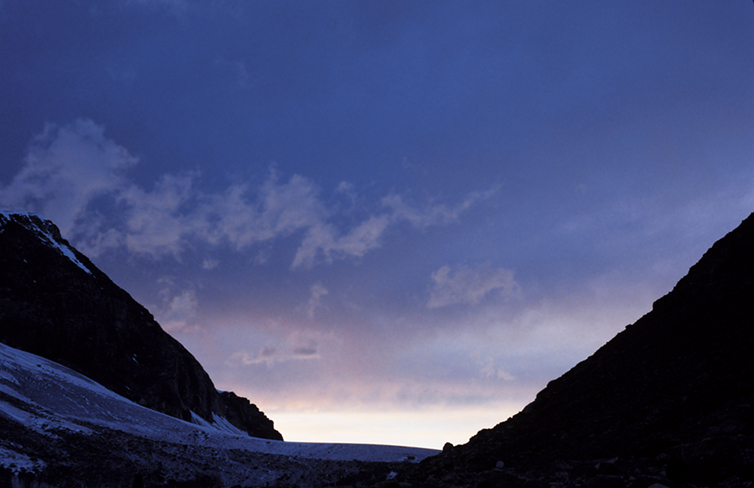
[199,172,330,253]
[335,181,358,206]
[118,173,201,258]
[427,263,521,309]
[291,216,391,269]
[477,355,515,381]
[155,288,198,332]
[306,282,329,319]
[0,119,137,237]
[227,334,320,367]
[290,191,501,269]
[1,119,496,268]
[382,186,499,229]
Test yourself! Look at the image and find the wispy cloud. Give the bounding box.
[227,334,320,367]
[427,264,521,309]
[153,287,198,332]
[306,282,329,319]
[476,355,515,381]
[291,216,392,269]
[0,119,496,268]
[382,187,499,229]
[118,173,201,258]
[199,172,330,255]
[290,191,501,269]
[0,119,137,237]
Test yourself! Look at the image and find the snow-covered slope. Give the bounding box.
[0,341,438,486]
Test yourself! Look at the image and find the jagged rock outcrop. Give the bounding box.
[411,213,754,487]
[0,211,282,440]
[220,390,278,439]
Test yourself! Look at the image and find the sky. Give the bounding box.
[1,1,753,449]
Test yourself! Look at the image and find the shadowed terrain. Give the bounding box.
[404,213,754,486]
[0,211,281,440]
[2,210,753,487]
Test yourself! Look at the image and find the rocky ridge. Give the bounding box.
[403,213,754,487]
[0,211,281,440]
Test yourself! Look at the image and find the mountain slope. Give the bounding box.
[0,341,438,487]
[0,210,281,440]
[412,213,754,487]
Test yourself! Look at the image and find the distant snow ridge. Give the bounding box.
[0,210,92,275]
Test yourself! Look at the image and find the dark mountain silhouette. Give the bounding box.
[410,213,754,487]
[0,211,282,441]
[4,208,753,487]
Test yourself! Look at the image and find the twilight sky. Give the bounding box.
[1,1,753,449]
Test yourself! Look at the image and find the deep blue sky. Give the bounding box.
[2,1,753,447]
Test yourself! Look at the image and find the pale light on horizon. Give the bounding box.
[267,404,528,450]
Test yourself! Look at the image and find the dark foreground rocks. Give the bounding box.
[0,411,413,488]
[391,214,754,487]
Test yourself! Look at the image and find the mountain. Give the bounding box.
[0,211,281,441]
[408,213,754,488]
[0,340,437,487]
[5,208,753,486]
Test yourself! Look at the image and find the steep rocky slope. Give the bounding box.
[409,213,754,487]
[0,211,281,440]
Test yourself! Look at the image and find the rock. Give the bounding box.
[0,211,282,440]
[595,460,619,475]
[408,212,754,487]
[220,391,281,440]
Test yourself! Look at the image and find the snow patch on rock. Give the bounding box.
[0,210,92,275]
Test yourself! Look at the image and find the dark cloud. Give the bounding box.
[292,347,318,358]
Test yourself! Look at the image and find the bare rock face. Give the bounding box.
[0,211,282,441]
[413,213,754,487]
